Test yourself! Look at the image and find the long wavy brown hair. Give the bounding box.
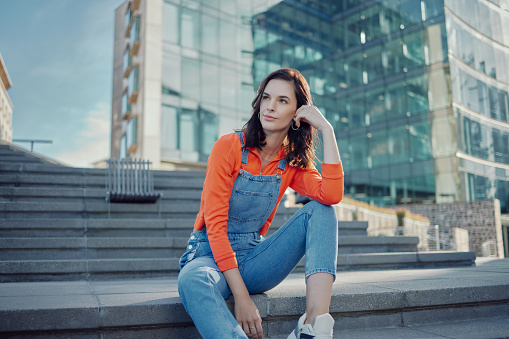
[243,68,316,169]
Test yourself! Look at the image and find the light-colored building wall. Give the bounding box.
[110,2,129,160]
[0,53,13,143]
[111,0,166,168]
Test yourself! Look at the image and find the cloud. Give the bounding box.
[55,103,111,167]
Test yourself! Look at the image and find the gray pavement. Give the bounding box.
[0,258,508,338]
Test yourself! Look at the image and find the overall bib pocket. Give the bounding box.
[228,188,273,222]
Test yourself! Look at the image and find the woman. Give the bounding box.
[178,68,344,339]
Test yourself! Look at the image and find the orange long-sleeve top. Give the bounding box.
[193,132,344,272]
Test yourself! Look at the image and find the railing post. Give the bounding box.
[434,225,440,251]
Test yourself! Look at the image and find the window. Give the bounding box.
[126,117,138,152]
[202,14,218,55]
[163,1,179,44]
[384,37,403,76]
[182,57,200,101]
[363,44,384,84]
[349,134,369,170]
[128,66,139,102]
[370,129,390,167]
[399,0,423,26]
[124,3,132,33]
[161,105,178,151]
[120,134,127,158]
[492,129,509,164]
[220,20,236,60]
[406,74,428,115]
[121,91,131,119]
[129,16,140,54]
[123,46,132,76]
[463,118,490,160]
[182,8,200,50]
[409,121,432,161]
[403,30,425,71]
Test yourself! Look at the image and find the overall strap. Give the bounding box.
[277,158,287,171]
[235,131,249,165]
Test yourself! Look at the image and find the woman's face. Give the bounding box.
[259,79,298,136]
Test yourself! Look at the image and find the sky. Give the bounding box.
[0,0,125,167]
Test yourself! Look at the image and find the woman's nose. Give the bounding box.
[267,100,276,111]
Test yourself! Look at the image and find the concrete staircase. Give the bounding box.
[0,143,475,282]
[2,142,502,339]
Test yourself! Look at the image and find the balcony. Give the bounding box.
[127,66,139,104]
[123,46,133,77]
[131,0,140,11]
[124,2,132,38]
[121,90,133,120]
[126,117,138,153]
[129,16,140,56]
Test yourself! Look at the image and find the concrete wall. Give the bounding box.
[403,199,504,258]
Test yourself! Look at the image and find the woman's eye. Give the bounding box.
[280,99,287,104]
[262,96,269,100]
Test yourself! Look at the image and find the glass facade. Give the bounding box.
[113,0,509,212]
[160,0,255,163]
[446,0,509,212]
[248,0,447,206]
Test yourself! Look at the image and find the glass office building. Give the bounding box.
[111,0,509,212]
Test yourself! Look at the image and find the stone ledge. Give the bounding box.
[0,259,508,336]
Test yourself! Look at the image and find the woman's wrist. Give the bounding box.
[223,268,250,298]
[320,123,335,138]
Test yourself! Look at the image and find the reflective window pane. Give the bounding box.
[163,2,179,44]
[161,105,178,151]
[182,8,200,50]
[202,14,218,55]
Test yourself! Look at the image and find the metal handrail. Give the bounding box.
[12,139,53,152]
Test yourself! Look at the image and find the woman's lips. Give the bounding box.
[264,115,276,121]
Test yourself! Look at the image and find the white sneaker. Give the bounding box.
[287,313,334,339]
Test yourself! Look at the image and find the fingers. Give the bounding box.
[294,105,321,129]
[242,322,252,337]
[254,320,264,338]
[242,321,263,338]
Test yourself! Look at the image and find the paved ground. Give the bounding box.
[1,258,508,338]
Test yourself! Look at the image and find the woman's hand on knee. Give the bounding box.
[234,294,263,338]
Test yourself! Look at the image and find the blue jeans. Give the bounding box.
[178,201,338,339]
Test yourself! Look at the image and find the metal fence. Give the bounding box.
[105,158,162,217]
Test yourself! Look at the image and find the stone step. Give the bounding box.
[0,156,47,163]
[0,237,185,260]
[0,259,506,337]
[338,235,419,254]
[0,258,180,282]
[0,173,206,190]
[0,234,421,261]
[0,187,202,203]
[337,251,476,270]
[337,220,368,236]
[0,201,203,219]
[0,162,206,179]
[0,201,299,219]
[0,150,32,157]
[0,218,196,238]
[0,251,476,282]
[0,218,366,239]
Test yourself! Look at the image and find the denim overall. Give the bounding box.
[178,132,338,339]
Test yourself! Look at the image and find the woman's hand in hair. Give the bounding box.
[293,105,332,133]
[295,105,341,164]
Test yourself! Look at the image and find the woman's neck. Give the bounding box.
[262,130,287,153]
